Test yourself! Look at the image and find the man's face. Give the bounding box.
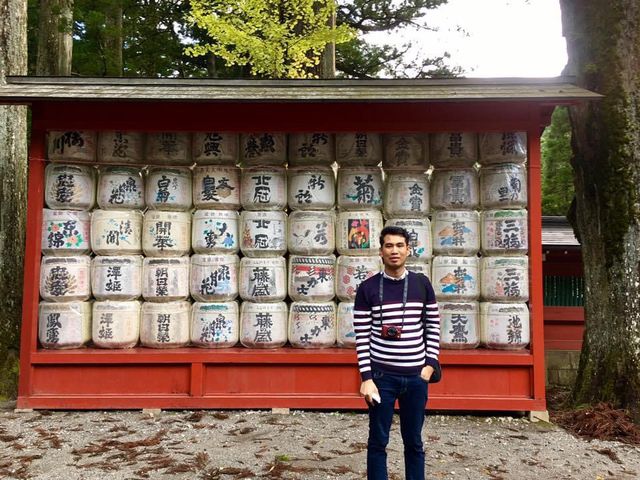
[380,234,409,268]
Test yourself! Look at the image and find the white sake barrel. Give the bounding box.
[385,218,433,261]
[40,256,91,302]
[336,133,382,166]
[145,167,193,211]
[288,133,335,166]
[239,257,287,302]
[45,163,96,210]
[97,166,145,210]
[190,254,239,302]
[430,132,478,168]
[191,301,239,348]
[431,256,479,301]
[193,165,240,209]
[335,255,381,301]
[48,130,97,163]
[480,256,529,302]
[288,210,336,255]
[337,301,356,348]
[240,132,287,166]
[288,301,337,348]
[480,163,528,209]
[481,209,528,255]
[405,260,431,277]
[336,210,384,256]
[192,210,239,254]
[439,301,480,349]
[41,209,91,256]
[288,255,336,302]
[97,131,145,164]
[142,257,190,302]
[480,302,530,350]
[145,132,191,165]
[91,255,143,301]
[143,210,191,257]
[240,301,288,348]
[383,134,428,171]
[38,301,92,349]
[432,210,480,256]
[287,166,335,210]
[240,166,287,210]
[430,168,479,210]
[192,132,239,165]
[384,172,430,218]
[140,301,191,348]
[91,209,143,255]
[240,210,287,257]
[92,300,141,349]
[479,132,527,165]
[337,167,383,210]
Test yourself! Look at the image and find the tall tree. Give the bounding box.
[36,0,74,75]
[560,0,640,419]
[541,107,574,216]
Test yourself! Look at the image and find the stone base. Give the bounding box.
[546,350,580,387]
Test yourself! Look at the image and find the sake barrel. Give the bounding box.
[240,132,287,166]
[142,257,190,302]
[140,301,191,348]
[145,167,193,211]
[384,172,430,218]
[480,163,528,209]
[240,166,287,210]
[480,256,529,302]
[191,301,239,348]
[192,132,239,165]
[481,209,528,255]
[45,163,96,210]
[382,134,429,171]
[192,209,239,254]
[239,301,288,348]
[288,255,336,302]
[337,166,383,210]
[480,302,530,350]
[431,255,479,301]
[405,260,431,277]
[190,254,239,302]
[479,132,527,165]
[145,132,192,165]
[288,301,337,348]
[288,133,335,166]
[92,300,141,349]
[430,168,479,210]
[240,210,287,257]
[143,210,191,257]
[288,210,336,255]
[430,132,478,168]
[439,301,479,349]
[432,210,480,256]
[97,131,145,164]
[193,165,241,209]
[336,210,384,256]
[385,218,433,261]
[91,255,143,301]
[97,166,145,210]
[40,256,91,302]
[48,130,97,163]
[335,255,381,301]
[91,209,143,255]
[287,166,335,210]
[41,209,91,256]
[336,133,382,166]
[239,257,287,302]
[38,301,92,349]
[337,302,356,348]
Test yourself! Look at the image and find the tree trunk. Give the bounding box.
[36,0,73,75]
[0,0,28,398]
[560,0,640,420]
[104,3,123,76]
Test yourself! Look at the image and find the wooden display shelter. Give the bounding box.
[0,77,598,412]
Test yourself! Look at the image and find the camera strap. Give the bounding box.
[379,273,409,327]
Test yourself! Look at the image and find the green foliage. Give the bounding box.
[542,107,575,216]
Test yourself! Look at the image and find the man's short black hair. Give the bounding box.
[379,226,410,247]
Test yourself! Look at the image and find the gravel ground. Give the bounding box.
[0,406,639,480]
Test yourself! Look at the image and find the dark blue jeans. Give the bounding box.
[367,369,428,480]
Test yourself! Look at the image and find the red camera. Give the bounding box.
[381,325,402,339]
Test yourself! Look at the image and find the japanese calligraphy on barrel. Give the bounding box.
[91,255,143,301]
[38,301,92,349]
[140,301,191,348]
[431,210,480,256]
[40,256,91,302]
[288,255,336,302]
[240,166,287,211]
[480,209,528,255]
[384,172,430,218]
[142,210,191,257]
[42,209,91,256]
[430,168,479,210]
[192,132,239,165]
[91,209,143,255]
[45,163,96,211]
[142,257,190,302]
[97,131,145,164]
[287,166,335,210]
[439,301,479,350]
[288,210,336,255]
[430,132,478,168]
[288,301,337,348]
[479,132,527,165]
[337,166,383,210]
[191,301,239,348]
[239,257,287,302]
[480,256,529,302]
[193,165,240,210]
[190,254,239,302]
[240,210,287,257]
[145,167,193,211]
[480,163,528,209]
[97,166,145,210]
[336,210,384,256]
[239,301,288,348]
[48,130,97,163]
[431,255,479,301]
[480,302,530,350]
[92,300,141,349]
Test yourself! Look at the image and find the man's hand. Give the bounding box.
[420,365,434,383]
[360,379,379,404]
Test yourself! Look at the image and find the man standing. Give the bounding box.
[354,225,441,480]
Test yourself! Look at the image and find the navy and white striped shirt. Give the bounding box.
[354,270,441,381]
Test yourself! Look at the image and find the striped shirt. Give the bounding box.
[354,271,441,381]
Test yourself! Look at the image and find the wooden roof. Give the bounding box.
[542,216,580,247]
